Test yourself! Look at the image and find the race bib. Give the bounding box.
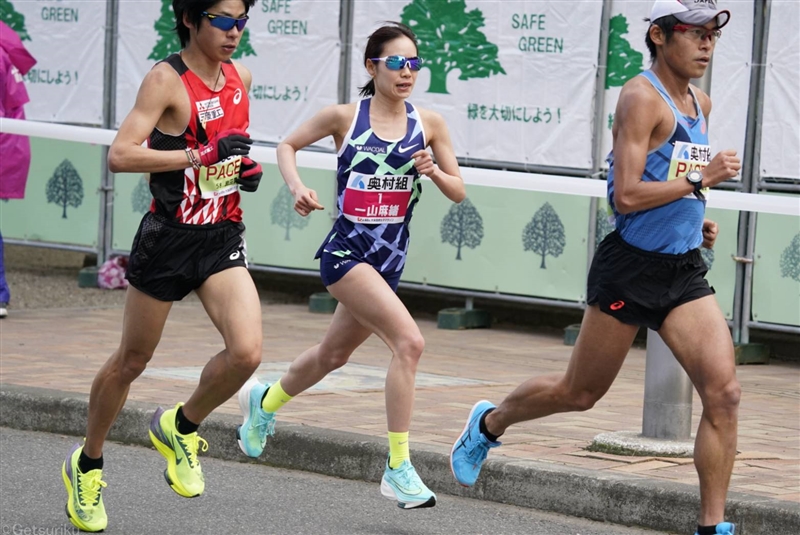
[197,156,241,199]
[342,173,413,224]
[196,96,225,127]
[668,141,711,199]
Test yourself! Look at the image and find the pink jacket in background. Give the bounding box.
[0,21,36,199]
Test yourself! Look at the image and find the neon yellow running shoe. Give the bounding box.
[148,403,208,498]
[62,443,108,532]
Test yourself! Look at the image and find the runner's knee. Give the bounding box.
[702,378,741,419]
[320,347,353,371]
[117,348,154,381]
[395,333,425,364]
[565,387,606,412]
[227,343,262,375]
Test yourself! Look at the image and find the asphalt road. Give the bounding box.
[0,427,664,535]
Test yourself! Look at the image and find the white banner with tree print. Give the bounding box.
[600,0,753,171]
[350,0,603,169]
[0,0,106,124]
[760,0,800,180]
[115,0,340,148]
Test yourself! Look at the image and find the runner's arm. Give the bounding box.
[702,218,718,248]
[611,84,698,214]
[108,65,191,174]
[232,61,252,94]
[694,85,712,120]
[415,109,465,203]
[277,104,351,214]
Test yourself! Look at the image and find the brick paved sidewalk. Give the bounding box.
[1,302,798,503]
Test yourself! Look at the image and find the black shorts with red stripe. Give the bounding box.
[586,231,714,331]
[126,212,247,302]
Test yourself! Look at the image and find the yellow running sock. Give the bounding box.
[388,431,410,469]
[261,380,293,413]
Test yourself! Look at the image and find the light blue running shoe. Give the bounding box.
[695,523,735,535]
[380,457,437,509]
[450,400,501,487]
[236,377,276,458]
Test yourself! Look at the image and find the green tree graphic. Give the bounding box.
[701,247,715,270]
[149,0,255,61]
[605,14,643,89]
[46,160,84,219]
[131,175,152,214]
[271,184,309,240]
[441,197,483,260]
[522,202,565,269]
[401,0,505,94]
[595,206,614,249]
[235,25,256,58]
[0,0,30,40]
[779,233,800,282]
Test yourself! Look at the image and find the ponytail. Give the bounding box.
[358,79,376,97]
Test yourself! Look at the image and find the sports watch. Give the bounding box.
[686,170,705,200]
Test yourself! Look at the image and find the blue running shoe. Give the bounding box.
[450,400,501,487]
[695,523,735,535]
[236,377,275,458]
[380,457,436,509]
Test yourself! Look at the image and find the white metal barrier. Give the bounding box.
[3,118,798,217]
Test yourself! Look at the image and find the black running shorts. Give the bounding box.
[126,212,248,302]
[587,231,714,331]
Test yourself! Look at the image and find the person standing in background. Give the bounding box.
[0,21,37,319]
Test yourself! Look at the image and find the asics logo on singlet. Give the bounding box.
[230,250,241,261]
[397,143,418,154]
[355,145,386,154]
[233,88,243,105]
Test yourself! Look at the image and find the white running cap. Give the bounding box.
[650,0,731,29]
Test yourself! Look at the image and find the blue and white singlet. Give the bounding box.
[315,98,426,286]
[607,70,710,254]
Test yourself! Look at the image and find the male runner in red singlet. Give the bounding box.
[61,1,261,531]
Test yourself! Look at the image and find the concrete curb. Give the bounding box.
[1,384,797,534]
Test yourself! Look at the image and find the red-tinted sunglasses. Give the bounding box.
[673,24,722,42]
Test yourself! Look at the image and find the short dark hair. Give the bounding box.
[173,0,256,48]
[358,22,418,98]
[644,15,679,63]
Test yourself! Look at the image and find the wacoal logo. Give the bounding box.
[355,145,386,154]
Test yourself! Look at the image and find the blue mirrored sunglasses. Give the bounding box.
[370,55,423,71]
[202,12,249,32]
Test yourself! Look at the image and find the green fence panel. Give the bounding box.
[112,171,149,251]
[239,165,335,270]
[0,138,101,247]
[703,207,739,320]
[403,184,590,302]
[752,202,800,327]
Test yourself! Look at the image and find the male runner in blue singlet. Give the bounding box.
[451,2,741,534]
